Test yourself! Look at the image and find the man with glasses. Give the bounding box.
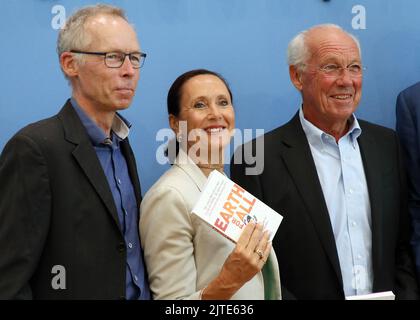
[231,24,419,299]
[0,4,150,299]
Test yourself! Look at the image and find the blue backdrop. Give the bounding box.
[1,0,419,193]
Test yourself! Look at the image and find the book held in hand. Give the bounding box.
[345,291,395,300]
[191,170,283,243]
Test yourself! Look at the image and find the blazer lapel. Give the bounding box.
[58,100,122,231]
[121,139,142,209]
[357,125,384,291]
[174,150,208,192]
[279,113,343,284]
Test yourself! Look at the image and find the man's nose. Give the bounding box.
[120,55,136,76]
[336,67,354,85]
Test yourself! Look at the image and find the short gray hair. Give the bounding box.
[287,24,362,71]
[57,4,128,78]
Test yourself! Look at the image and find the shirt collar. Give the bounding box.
[299,105,362,149]
[70,97,131,146]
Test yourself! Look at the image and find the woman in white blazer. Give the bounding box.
[140,69,281,300]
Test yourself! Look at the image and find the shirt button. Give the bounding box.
[128,242,133,249]
[117,178,121,185]
[352,221,357,227]
[124,209,128,216]
[357,254,362,260]
[349,188,354,194]
[134,275,138,282]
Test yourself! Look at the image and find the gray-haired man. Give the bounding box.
[231,24,419,299]
[0,4,150,299]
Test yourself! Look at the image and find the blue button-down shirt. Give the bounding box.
[71,98,150,300]
[299,107,373,297]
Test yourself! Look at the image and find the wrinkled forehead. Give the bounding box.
[307,28,360,62]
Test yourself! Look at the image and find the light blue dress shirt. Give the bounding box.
[299,107,373,297]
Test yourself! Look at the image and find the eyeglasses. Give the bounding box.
[306,63,366,78]
[70,50,147,68]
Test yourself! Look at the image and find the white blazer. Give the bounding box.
[140,151,282,300]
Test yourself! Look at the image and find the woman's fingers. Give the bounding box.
[236,222,256,250]
[259,230,270,251]
[221,227,272,288]
[253,230,270,262]
[259,240,272,266]
[236,222,270,265]
[245,223,264,252]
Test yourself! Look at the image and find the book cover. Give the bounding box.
[191,170,283,243]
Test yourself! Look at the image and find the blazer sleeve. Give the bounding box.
[139,185,201,300]
[0,134,51,299]
[393,131,420,298]
[396,90,420,285]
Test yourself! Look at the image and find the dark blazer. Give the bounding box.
[231,113,419,299]
[0,100,142,299]
[396,81,420,282]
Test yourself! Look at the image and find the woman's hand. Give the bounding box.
[201,222,271,300]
